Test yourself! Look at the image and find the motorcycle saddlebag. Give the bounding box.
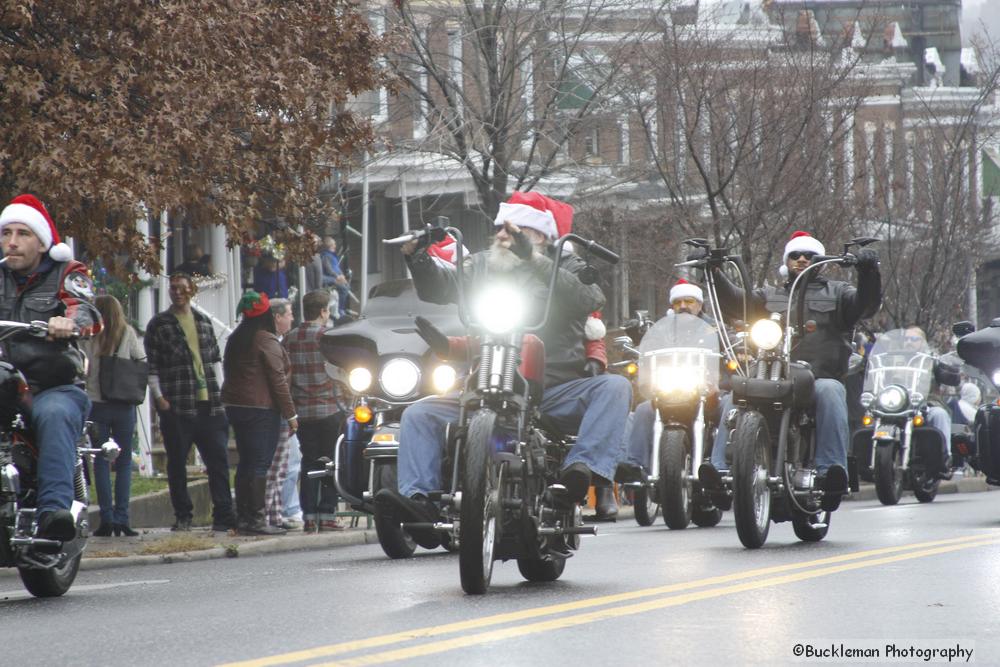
[974,404,1000,485]
[731,362,814,410]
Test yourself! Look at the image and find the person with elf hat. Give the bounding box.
[377,191,630,546]
[0,194,101,542]
[222,290,298,535]
[706,230,881,510]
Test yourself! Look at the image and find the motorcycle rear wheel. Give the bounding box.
[459,409,500,595]
[517,557,566,582]
[874,444,903,506]
[630,484,660,527]
[659,428,692,530]
[373,464,417,559]
[731,411,772,549]
[792,510,830,542]
[913,475,940,503]
[18,552,81,598]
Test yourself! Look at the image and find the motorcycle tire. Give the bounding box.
[913,476,940,503]
[459,409,500,595]
[630,484,660,527]
[373,464,417,559]
[691,504,723,528]
[18,552,82,598]
[792,510,830,542]
[731,410,772,549]
[517,557,566,583]
[659,429,692,530]
[874,444,903,506]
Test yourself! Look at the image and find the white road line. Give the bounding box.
[0,578,169,600]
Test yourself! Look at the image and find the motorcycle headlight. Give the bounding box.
[380,358,421,399]
[348,367,372,393]
[475,285,525,334]
[654,366,702,394]
[431,364,457,394]
[993,370,1000,386]
[750,318,783,351]
[877,385,908,413]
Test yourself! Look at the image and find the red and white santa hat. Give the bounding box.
[669,279,703,304]
[779,231,824,278]
[493,191,570,240]
[0,194,73,262]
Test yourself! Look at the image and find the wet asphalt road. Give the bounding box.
[3,490,999,666]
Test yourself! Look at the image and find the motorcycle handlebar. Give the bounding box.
[580,239,619,265]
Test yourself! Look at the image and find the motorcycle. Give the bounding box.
[618,312,725,529]
[952,319,1000,486]
[851,329,949,505]
[314,279,462,559]
[692,237,873,548]
[0,320,120,597]
[404,228,619,594]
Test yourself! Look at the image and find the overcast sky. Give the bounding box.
[962,0,1000,44]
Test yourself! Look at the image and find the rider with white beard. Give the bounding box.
[376,192,632,548]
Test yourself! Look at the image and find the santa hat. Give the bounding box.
[779,231,825,279]
[427,237,469,268]
[585,311,606,341]
[669,279,704,304]
[493,191,570,240]
[0,194,73,262]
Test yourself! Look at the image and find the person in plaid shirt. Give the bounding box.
[284,290,348,532]
[144,272,236,532]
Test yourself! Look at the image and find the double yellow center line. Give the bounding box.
[222,532,999,667]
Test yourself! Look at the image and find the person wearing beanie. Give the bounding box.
[707,230,881,510]
[221,290,298,535]
[144,272,236,532]
[378,192,630,547]
[0,193,101,542]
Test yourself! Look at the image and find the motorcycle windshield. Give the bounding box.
[637,312,720,400]
[863,329,934,399]
[940,351,1000,403]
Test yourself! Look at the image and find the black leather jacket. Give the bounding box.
[407,245,605,388]
[0,258,101,392]
[714,267,881,382]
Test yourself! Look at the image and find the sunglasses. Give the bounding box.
[787,251,817,261]
[904,335,924,342]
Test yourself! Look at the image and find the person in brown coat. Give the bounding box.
[221,291,298,535]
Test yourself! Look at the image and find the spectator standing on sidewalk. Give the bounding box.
[320,236,350,320]
[284,290,348,532]
[265,298,303,530]
[222,291,298,535]
[83,295,145,537]
[144,273,236,532]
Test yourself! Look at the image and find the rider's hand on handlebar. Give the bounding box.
[46,316,77,340]
[854,248,879,272]
[502,221,534,261]
[401,239,421,256]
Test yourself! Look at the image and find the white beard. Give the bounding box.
[486,241,523,273]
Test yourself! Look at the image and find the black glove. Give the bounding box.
[584,359,604,376]
[854,248,879,273]
[414,316,450,358]
[505,223,534,261]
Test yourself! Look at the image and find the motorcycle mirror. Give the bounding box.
[578,264,599,285]
[953,321,976,337]
[683,238,709,248]
[847,236,879,248]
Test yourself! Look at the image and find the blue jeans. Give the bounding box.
[712,378,848,473]
[623,400,656,470]
[282,431,302,518]
[926,405,951,460]
[89,401,137,525]
[226,406,282,479]
[34,385,90,513]
[398,374,632,498]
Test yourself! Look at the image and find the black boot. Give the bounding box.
[594,485,618,522]
[240,477,286,536]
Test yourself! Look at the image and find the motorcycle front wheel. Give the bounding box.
[630,484,660,527]
[459,409,500,595]
[659,428,692,530]
[731,411,772,549]
[874,444,903,505]
[19,552,82,598]
[373,464,417,559]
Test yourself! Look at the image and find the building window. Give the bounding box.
[584,126,599,157]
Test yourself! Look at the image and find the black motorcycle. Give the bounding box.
[314,279,463,559]
[953,319,1000,486]
[692,238,874,548]
[0,320,120,597]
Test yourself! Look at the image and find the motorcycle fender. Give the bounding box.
[364,423,400,460]
[873,425,899,443]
